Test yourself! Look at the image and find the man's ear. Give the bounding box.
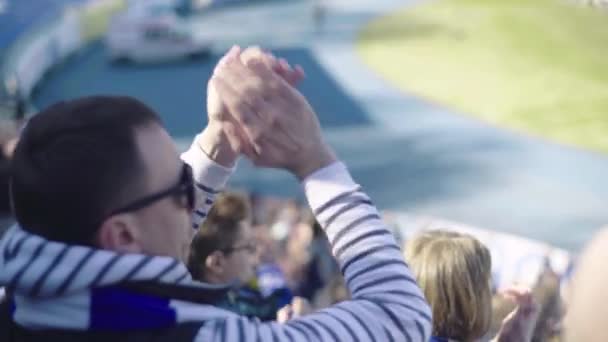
[205,251,226,275]
[96,214,142,254]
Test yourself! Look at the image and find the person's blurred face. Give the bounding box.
[254,225,278,263]
[219,222,259,284]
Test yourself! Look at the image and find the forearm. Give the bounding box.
[301,162,432,339]
[180,126,236,229]
[199,162,432,341]
[195,123,239,168]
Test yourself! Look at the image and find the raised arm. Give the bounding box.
[181,47,305,230]
[180,127,236,230]
[194,46,432,341]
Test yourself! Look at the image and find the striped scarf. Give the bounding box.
[0,225,241,331]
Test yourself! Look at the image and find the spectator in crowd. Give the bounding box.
[287,218,338,302]
[247,197,334,312]
[188,192,257,285]
[405,230,539,342]
[188,191,293,321]
[280,220,314,293]
[253,221,291,297]
[0,46,432,341]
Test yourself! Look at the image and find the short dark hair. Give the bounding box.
[188,192,250,281]
[10,96,161,245]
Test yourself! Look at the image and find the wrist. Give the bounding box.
[293,145,337,180]
[197,123,239,168]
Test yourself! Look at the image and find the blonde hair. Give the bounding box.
[405,230,492,341]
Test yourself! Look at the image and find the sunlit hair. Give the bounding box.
[405,230,492,341]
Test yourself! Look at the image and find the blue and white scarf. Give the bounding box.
[0,225,240,331]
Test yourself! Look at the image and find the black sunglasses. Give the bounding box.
[108,162,196,217]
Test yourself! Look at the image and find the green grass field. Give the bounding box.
[358,0,608,152]
[79,0,126,42]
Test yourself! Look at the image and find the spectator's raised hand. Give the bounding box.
[208,46,304,125]
[211,45,336,178]
[201,47,305,166]
[493,287,540,342]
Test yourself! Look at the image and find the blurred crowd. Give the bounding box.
[0,165,570,341]
[189,191,566,341]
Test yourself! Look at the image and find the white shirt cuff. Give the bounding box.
[180,134,235,191]
[302,161,359,210]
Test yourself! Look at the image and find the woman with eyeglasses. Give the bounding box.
[187,192,293,321]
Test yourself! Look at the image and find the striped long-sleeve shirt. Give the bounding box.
[0,135,432,341]
[184,138,433,341]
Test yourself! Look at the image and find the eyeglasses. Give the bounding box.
[108,162,195,217]
[221,242,257,255]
